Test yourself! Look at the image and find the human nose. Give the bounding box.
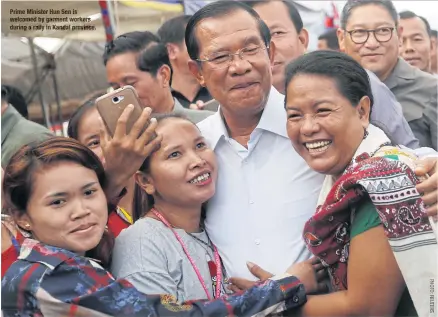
[188,151,207,169]
[300,114,320,136]
[403,39,415,53]
[228,52,252,75]
[364,31,380,48]
[70,198,92,220]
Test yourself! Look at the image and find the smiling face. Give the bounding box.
[252,1,308,94]
[399,17,432,72]
[139,117,217,208]
[188,9,274,118]
[285,74,370,176]
[338,4,401,81]
[18,161,108,254]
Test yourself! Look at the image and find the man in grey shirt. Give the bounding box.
[336,0,436,149]
[247,0,419,148]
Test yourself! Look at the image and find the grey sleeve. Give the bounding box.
[425,93,437,150]
[367,70,420,149]
[125,271,178,297]
[125,235,178,297]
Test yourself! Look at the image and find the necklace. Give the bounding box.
[187,232,214,252]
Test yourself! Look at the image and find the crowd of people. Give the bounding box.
[1,0,438,316]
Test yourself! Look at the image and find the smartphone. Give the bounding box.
[95,86,144,137]
[202,99,220,112]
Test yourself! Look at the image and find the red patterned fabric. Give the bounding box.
[303,153,435,291]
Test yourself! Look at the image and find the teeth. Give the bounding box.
[190,173,210,184]
[305,141,331,149]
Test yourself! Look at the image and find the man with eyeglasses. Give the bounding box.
[185,1,324,281]
[337,0,437,150]
[246,0,417,148]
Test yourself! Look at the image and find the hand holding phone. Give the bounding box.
[99,104,162,198]
[96,85,144,137]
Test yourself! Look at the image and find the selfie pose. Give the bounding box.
[111,114,326,302]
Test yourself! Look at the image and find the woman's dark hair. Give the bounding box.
[185,1,271,61]
[67,91,105,139]
[285,50,374,115]
[2,137,114,268]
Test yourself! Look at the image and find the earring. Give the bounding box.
[363,127,369,140]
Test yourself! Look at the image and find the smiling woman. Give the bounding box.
[1,136,310,316]
[110,113,227,302]
[283,50,437,317]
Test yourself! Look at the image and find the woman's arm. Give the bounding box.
[294,225,405,316]
[38,270,306,316]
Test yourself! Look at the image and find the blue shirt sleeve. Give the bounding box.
[367,70,420,149]
[42,265,307,316]
[2,257,307,317]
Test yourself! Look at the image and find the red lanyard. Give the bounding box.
[151,208,222,300]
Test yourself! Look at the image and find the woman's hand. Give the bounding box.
[286,257,329,295]
[415,158,438,218]
[228,262,274,293]
[228,258,328,295]
[100,105,162,200]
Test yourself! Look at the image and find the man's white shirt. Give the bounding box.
[197,87,323,280]
[197,85,437,280]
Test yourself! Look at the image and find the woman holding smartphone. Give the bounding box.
[68,92,147,235]
[2,135,317,316]
[111,113,327,303]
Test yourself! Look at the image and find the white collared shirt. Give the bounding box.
[197,87,324,280]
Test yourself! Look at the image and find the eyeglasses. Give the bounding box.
[196,45,269,69]
[346,27,395,44]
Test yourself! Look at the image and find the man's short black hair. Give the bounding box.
[318,29,340,50]
[1,85,28,118]
[245,0,304,33]
[431,29,437,38]
[399,10,432,37]
[137,42,172,82]
[102,31,160,65]
[341,0,398,29]
[158,15,192,45]
[185,1,271,61]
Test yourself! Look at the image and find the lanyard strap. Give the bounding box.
[151,208,222,300]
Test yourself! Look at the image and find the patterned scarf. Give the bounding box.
[303,124,437,317]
